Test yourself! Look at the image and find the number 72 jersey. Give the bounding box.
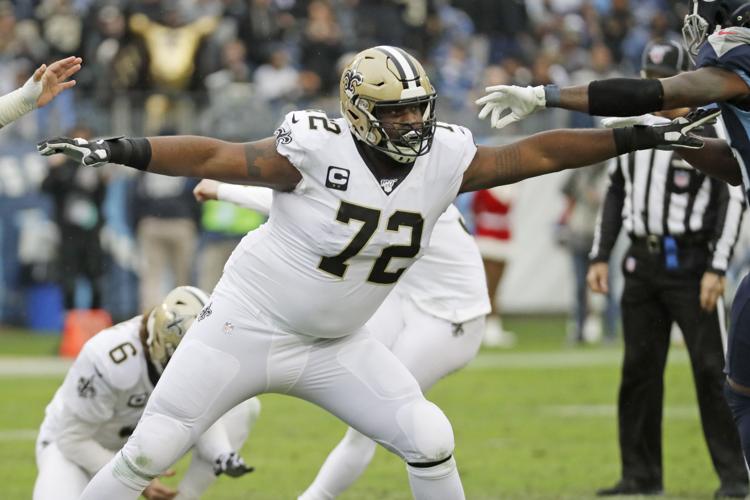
[222,110,477,338]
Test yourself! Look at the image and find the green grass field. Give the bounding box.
[0,317,725,499]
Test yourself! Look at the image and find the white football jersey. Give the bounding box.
[223,111,476,337]
[399,204,490,323]
[38,317,154,451]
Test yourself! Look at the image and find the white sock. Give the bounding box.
[298,428,377,500]
[407,456,465,500]
[79,457,147,500]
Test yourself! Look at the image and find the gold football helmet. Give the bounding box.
[146,286,210,373]
[340,45,437,163]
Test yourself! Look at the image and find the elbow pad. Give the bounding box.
[589,79,664,116]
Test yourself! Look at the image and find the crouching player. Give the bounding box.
[33,286,260,500]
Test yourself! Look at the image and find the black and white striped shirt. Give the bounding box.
[590,124,745,274]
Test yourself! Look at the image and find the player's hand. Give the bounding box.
[142,469,177,500]
[601,114,669,128]
[194,179,220,202]
[475,85,546,129]
[644,107,721,150]
[213,451,254,478]
[34,56,82,108]
[587,262,609,294]
[37,136,112,167]
[700,271,726,312]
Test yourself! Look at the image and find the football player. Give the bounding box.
[38,45,709,499]
[192,178,490,499]
[473,0,750,481]
[0,56,81,129]
[33,286,258,500]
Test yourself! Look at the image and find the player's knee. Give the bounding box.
[397,399,454,463]
[118,413,193,479]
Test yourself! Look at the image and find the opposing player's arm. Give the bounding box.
[477,68,750,128]
[675,137,744,185]
[38,135,302,191]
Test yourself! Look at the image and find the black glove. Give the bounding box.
[614,107,721,154]
[213,451,254,478]
[37,136,115,167]
[649,107,721,150]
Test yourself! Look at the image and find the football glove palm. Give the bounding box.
[37,136,113,167]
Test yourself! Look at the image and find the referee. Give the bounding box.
[587,40,747,498]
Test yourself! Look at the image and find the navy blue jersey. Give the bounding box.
[696,27,750,200]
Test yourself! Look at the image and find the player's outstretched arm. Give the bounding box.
[461,110,717,191]
[38,135,302,191]
[676,137,743,185]
[476,68,749,129]
[0,56,81,128]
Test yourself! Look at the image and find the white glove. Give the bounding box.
[600,114,670,128]
[475,85,546,129]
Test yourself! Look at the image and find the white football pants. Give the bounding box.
[79,282,463,499]
[33,398,258,500]
[300,291,485,499]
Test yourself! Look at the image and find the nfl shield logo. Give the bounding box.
[673,170,690,189]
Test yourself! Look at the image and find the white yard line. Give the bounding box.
[0,349,691,377]
[0,357,71,376]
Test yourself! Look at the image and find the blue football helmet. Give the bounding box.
[683,0,750,57]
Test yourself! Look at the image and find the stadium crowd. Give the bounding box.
[0,0,710,324]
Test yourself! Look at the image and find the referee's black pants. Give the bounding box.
[617,243,746,489]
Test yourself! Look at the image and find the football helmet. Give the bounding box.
[340,45,436,164]
[683,0,750,58]
[146,286,210,374]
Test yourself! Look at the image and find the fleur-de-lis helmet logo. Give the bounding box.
[343,69,364,98]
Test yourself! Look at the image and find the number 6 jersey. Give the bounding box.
[221,110,476,338]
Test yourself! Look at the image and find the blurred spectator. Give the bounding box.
[129,169,200,311]
[254,45,300,104]
[557,165,617,344]
[129,9,218,133]
[300,0,344,94]
[473,187,517,348]
[41,125,107,310]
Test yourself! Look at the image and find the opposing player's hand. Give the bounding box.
[37,136,111,167]
[700,271,725,312]
[213,451,254,478]
[194,179,220,202]
[601,114,669,128]
[475,85,546,129]
[587,262,609,294]
[34,56,82,108]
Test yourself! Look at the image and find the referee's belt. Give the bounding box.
[629,234,708,254]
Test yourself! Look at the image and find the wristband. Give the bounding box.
[612,126,660,155]
[108,137,152,171]
[543,84,561,108]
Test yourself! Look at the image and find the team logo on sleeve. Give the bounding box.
[326,166,350,191]
[77,374,96,398]
[274,125,292,146]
